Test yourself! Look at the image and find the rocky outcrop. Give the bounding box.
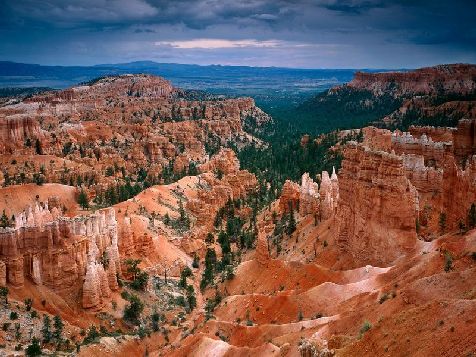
[186,171,258,242]
[408,125,454,143]
[118,215,155,257]
[299,173,320,216]
[319,169,339,220]
[453,119,476,162]
[349,64,476,97]
[336,142,418,267]
[358,119,476,233]
[391,131,451,166]
[0,203,119,309]
[199,148,240,175]
[279,180,300,213]
[0,114,43,154]
[279,170,338,220]
[255,220,271,265]
[362,126,392,151]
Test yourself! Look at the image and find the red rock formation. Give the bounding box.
[362,126,392,151]
[453,119,476,161]
[336,142,418,267]
[199,148,240,175]
[0,204,119,308]
[349,64,476,96]
[0,74,270,190]
[408,125,454,143]
[359,120,476,233]
[0,114,43,154]
[299,173,320,216]
[118,215,155,258]
[279,180,300,213]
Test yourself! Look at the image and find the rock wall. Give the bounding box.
[408,125,454,143]
[362,126,392,151]
[0,114,43,154]
[336,142,418,267]
[453,119,476,162]
[349,64,476,96]
[278,180,300,213]
[0,204,119,309]
[391,131,452,166]
[361,120,476,232]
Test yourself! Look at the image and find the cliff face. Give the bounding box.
[0,204,120,309]
[354,119,476,241]
[350,64,476,97]
[335,143,418,267]
[0,114,43,153]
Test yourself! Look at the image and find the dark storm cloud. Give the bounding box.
[0,0,475,67]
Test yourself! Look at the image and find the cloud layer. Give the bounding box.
[0,0,475,68]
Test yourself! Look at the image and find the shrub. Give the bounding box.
[25,338,41,357]
[192,254,200,268]
[24,298,33,311]
[123,294,144,325]
[379,293,389,304]
[83,325,100,344]
[359,320,372,338]
[444,251,453,272]
[10,311,18,320]
[439,212,447,233]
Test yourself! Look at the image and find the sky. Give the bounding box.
[0,0,475,69]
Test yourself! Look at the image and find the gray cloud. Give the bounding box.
[0,0,475,68]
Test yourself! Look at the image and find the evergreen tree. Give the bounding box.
[78,189,89,210]
[25,338,42,356]
[0,286,8,305]
[439,212,447,233]
[41,315,52,343]
[179,266,192,288]
[286,206,297,235]
[35,139,43,155]
[53,315,63,340]
[123,294,144,324]
[201,248,217,290]
[0,209,11,228]
[186,284,197,311]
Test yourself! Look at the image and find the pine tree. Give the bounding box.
[25,337,42,356]
[0,210,11,228]
[0,286,8,305]
[53,315,63,340]
[78,189,89,210]
[286,206,296,235]
[41,315,52,343]
[35,139,43,155]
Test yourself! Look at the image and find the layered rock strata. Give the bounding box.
[335,142,419,266]
[0,203,120,309]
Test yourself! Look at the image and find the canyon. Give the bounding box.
[0,67,475,356]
